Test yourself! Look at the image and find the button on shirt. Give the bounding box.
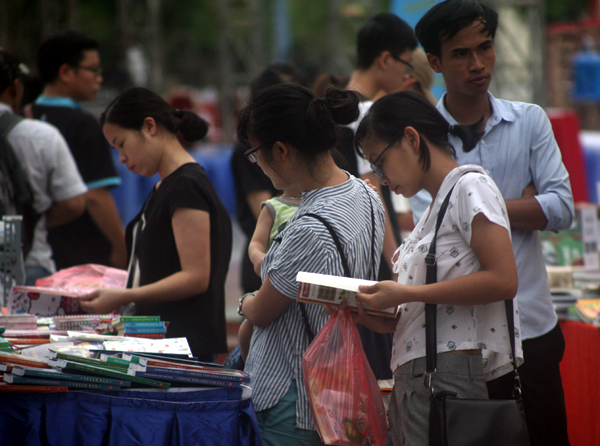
[245,175,385,430]
[409,92,575,340]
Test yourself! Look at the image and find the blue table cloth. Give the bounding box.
[0,386,262,446]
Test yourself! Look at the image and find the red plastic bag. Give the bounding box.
[302,308,388,446]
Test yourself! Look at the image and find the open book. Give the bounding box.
[295,272,399,318]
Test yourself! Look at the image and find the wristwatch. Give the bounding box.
[237,292,256,317]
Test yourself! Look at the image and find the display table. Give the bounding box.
[560,320,600,446]
[0,386,262,446]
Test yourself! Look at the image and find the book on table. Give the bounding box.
[48,358,170,389]
[11,365,131,387]
[295,272,399,318]
[128,362,250,384]
[122,352,223,369]
[3,373,122,390]
[0,383,68,392]
[128,370,244,388]
[46,349,130,371]
[0,352,51,369]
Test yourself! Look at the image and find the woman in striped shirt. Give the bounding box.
[236,84,386,446]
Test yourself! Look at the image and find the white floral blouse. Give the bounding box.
[391,165,524,380]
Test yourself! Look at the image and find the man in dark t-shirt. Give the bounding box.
[30,31,126,270]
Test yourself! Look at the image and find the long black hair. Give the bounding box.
[101,87,208,143]
[354,91,482,171]
[237,84,360,172]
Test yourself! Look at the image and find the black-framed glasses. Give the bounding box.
[76,65,103,77]
[244,144,265,163]
[370,133,402,178]
[390,54,414,74]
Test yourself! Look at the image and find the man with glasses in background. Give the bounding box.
[27,30,127,272]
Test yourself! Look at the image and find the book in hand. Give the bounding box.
[7,286,83,316]
[295,272,399,318]
[49,359,170,389]
[3,373,121,390]
[12,365,131,387]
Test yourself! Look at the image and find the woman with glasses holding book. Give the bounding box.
[78,87,232,362]
[236,84,385,445]
[351,91,522,445]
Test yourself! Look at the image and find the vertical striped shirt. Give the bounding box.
[245,174,385,430]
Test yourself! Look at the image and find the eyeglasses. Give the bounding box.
[76,65,103,77]
[244,144,266,163]
[370,133,402,178]
[390,54,414,74]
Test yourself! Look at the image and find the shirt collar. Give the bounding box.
[437,91,517,134]
[35,95,82,109]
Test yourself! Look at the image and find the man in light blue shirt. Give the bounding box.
[412,1,574,445]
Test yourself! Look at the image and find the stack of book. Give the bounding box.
[0,349,171,392]
[0,349,249,392]
[2,327,51,346]
[106,352,250,388]
[53,314,116,332]
[111,316,168,339]
[0,314,37,330]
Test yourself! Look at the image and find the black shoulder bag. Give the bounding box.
[425,183,530,446]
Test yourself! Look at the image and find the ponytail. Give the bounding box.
[102,87,209,143]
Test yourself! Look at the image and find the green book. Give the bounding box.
[46,350,129,371]
[12,365,131,387]
[51,359,171,389]
[100,354,133,367]
[4,373,121,390]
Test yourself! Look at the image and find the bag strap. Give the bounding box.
[424,183,457,375]
[423,176,520,396]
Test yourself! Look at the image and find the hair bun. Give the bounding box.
[323,88,360,126]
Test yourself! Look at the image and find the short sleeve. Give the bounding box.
[164,170,211,217]
[451,173,510,245]
[261,200,276,220]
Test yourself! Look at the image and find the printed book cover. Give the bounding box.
[296,272,398,318]
[11,365,131,387]
[7,286,84,316]
[130,370,243,388]
[3,373,121,390]
[128,363,250,383]
[51,359,171,389]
